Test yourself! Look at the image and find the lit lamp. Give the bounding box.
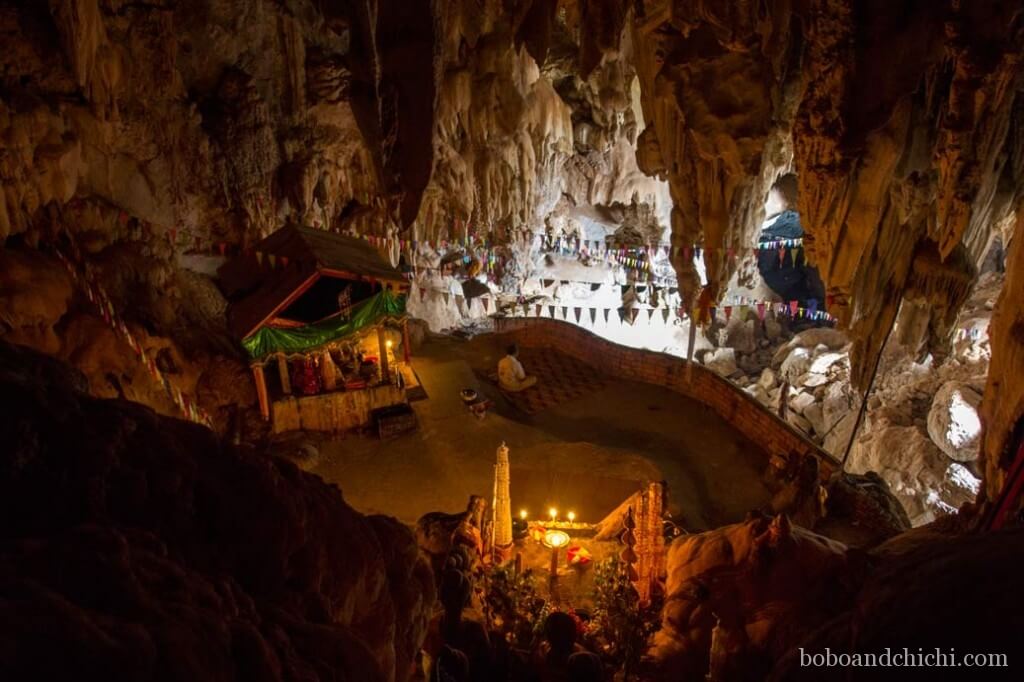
[548,507,558,522]
[513,509,529,540]
[543,529,571,578]
[567,511,576,523]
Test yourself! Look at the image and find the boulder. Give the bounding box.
[780,347,812,382]
[803,402,825,435]
[809,351,846,375]
[822,412,856,458]
[801,372,829,387]
[846,421,958,525]
[786,410,812,433]
[926,381,982,462]
[651,515,853,681]
[758,367,778,391]
[704,347,738,377]
[790,391,817,414]
[745,383,770,404]
[724,318,757,353]
[792,327,848,351]
[772,328,848,366]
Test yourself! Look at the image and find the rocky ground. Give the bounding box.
[700,271,1004,526]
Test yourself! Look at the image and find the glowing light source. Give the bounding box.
[542,529,570,549]
[519,509,528,520]
[548,507,558,521]
[567,511,576,522]
[385,340,393,348]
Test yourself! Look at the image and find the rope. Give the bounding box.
[840,317,897,470]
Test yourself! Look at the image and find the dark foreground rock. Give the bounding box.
[0,342,434,682]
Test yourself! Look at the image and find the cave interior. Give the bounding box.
[1,1,1024,681]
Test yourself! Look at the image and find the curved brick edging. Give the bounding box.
[493,316,840,479]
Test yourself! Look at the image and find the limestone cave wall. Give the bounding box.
[1,0,1023,505]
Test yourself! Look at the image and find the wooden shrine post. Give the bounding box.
[252,365,270,420]
[321,350,337,391]
[377,326,390,382]
[402,318,411,363]
[277,354,292,394]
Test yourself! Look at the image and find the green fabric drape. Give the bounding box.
[242,289,406,361]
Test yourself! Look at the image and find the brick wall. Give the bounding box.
[495,317,838,478]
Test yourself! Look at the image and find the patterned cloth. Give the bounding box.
[497,348,607,415]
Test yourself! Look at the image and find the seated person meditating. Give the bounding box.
[497,344,537,392]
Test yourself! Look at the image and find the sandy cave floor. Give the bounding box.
[309,333,773,531]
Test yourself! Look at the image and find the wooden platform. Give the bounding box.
[271,383,406,433]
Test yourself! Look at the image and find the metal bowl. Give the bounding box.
[460,388,478,403]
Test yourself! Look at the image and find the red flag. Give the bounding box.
[778,246,786,266]
[789,300,798,316]
[757,302,766,320]
[724,305,732,322]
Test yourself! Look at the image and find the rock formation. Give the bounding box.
[650,513,857,680]
[2,0,1024,573]
[0,341,434,681]
[652,512,1024,681]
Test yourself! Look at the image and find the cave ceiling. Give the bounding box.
[1,0,1022,392]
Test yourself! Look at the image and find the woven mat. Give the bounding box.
[497,348,607,415]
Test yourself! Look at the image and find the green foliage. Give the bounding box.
[590,557,662,679]
[483,563,546,649]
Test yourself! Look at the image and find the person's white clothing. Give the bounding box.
[498,354,537,392]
